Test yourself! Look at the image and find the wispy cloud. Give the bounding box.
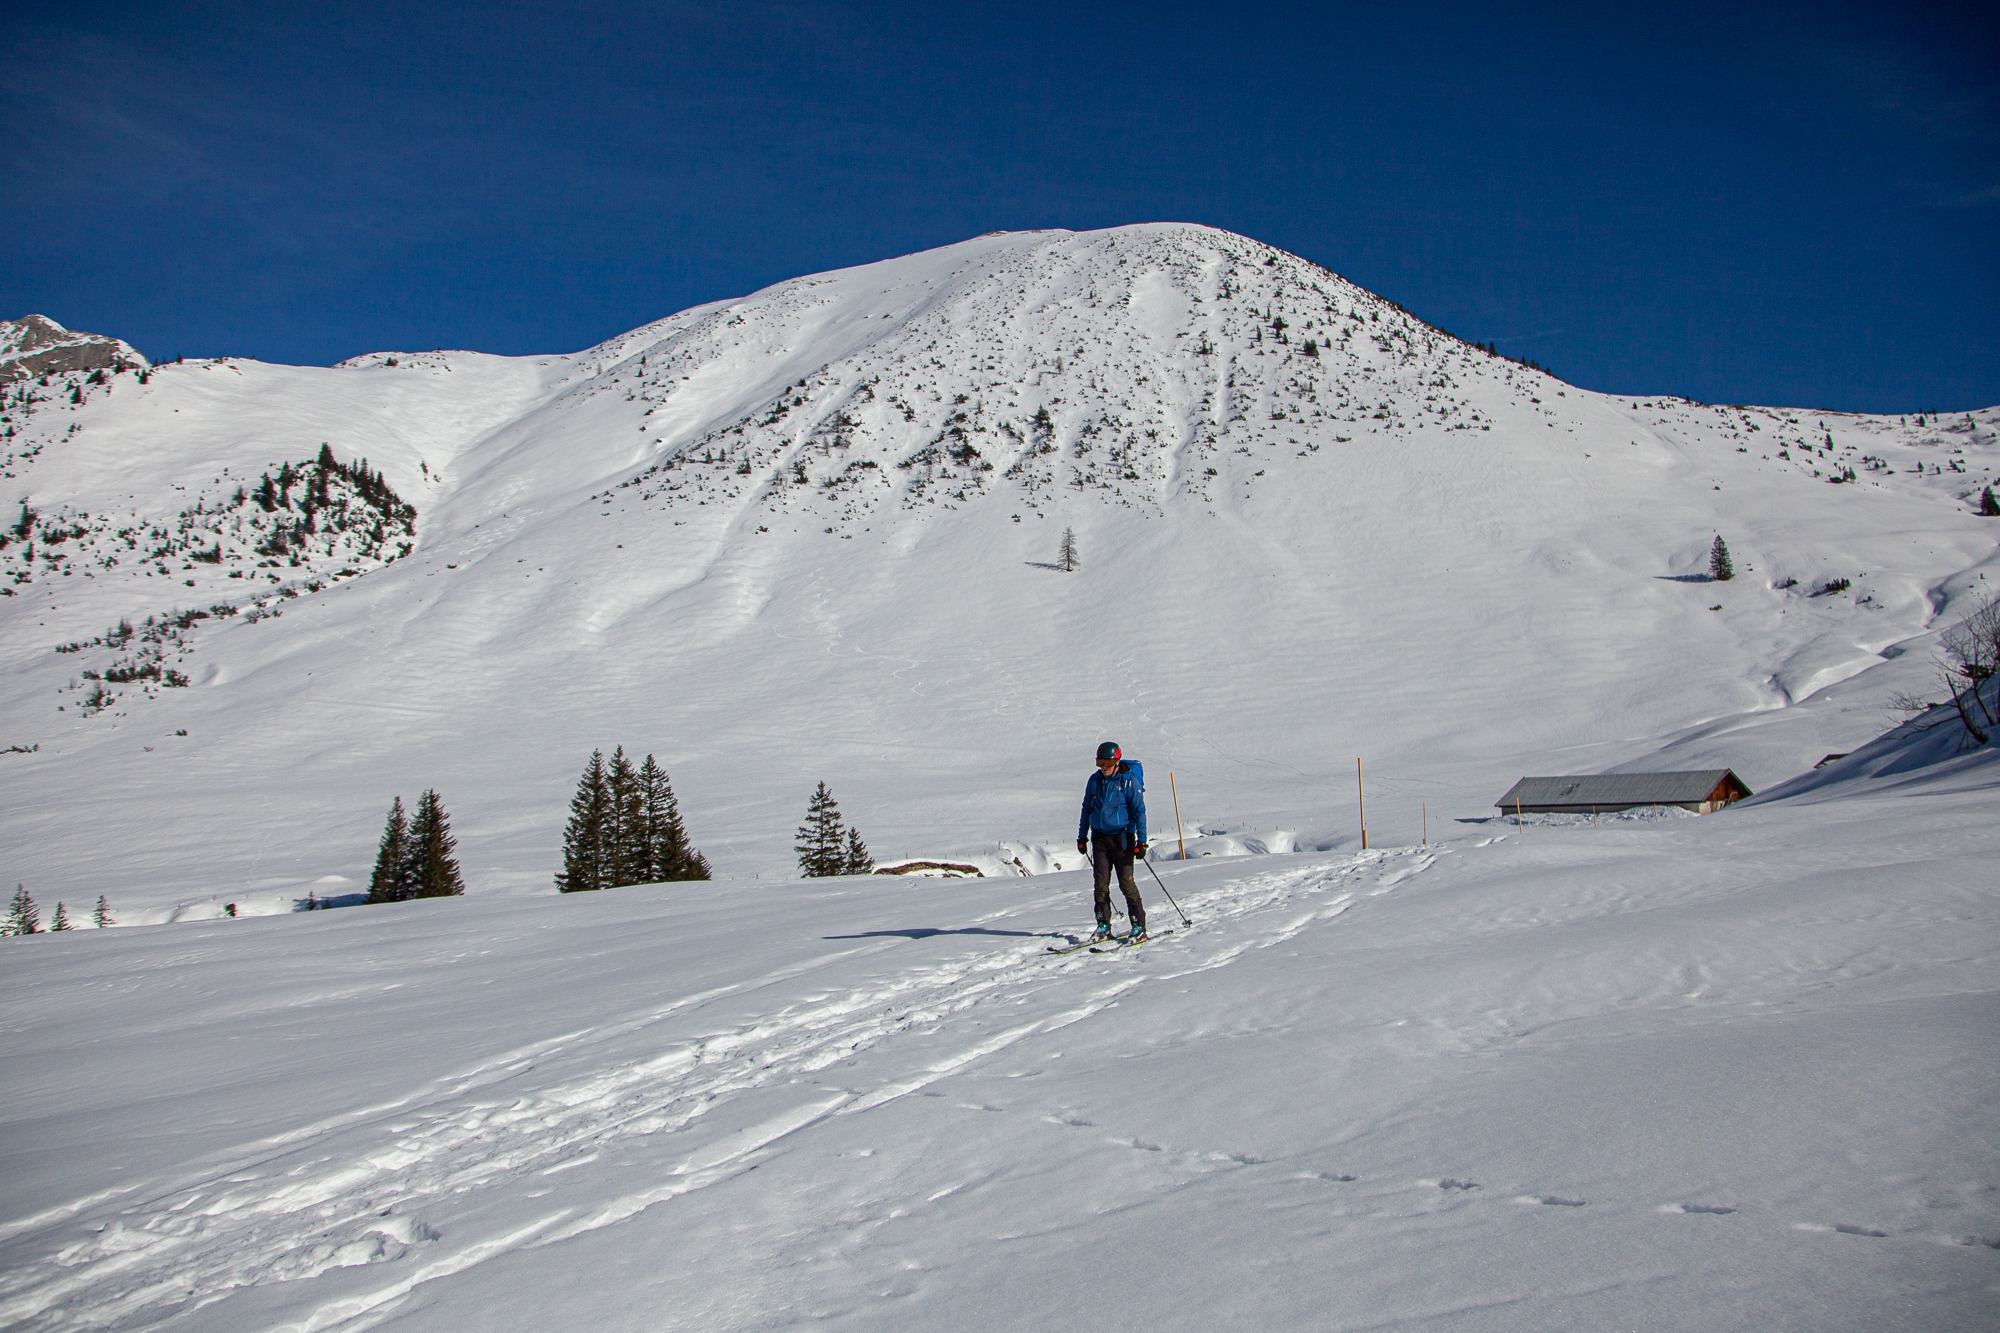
[1941,183,2000,208]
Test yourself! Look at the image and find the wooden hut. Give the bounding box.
[1494,770,1752,816]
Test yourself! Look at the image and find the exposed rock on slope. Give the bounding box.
[0,314,147,384]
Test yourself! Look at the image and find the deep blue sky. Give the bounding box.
[6,1,1995,411]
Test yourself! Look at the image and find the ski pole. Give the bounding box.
[1142,853,1192,926]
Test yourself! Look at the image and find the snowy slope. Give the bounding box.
[1,226,1996,1331]
[1,739,1993,1330]
[2,224,1998,919]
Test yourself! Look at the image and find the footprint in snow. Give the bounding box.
[1516,1195,1585,1207]
[1437,1178,1480,1191]
[1955,1235,2000,1249]
[1676,1203,1736,1216]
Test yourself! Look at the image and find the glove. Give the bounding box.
[1135,841,1148,859]
[1077,839,1088,856]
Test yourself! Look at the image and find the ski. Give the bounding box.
[1046,932,1114,954]
[1089,929,1174,953]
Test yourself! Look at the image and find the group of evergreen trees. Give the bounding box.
[557,748,710,891]
[6,885,113,934]
[367,791,466,902]
[255,445,415,527]
[795,781,873,877]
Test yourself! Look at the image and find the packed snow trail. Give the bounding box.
[0,849,1429,1330]
[4,774,1995,1331]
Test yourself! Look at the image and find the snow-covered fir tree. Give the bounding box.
[1709,535,1734,582]
[367,796,415,903]
[7,884,39,935]
[636,754,710,882]
[407,790,465,898]
[558,750,612,892]
[796,782,861,877]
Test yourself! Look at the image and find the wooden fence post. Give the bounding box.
[1170,772,1186,863]
[1358,758,1368,850]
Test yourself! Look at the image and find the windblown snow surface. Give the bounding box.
[1,224,1996,1329]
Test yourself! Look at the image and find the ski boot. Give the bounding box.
[1091,921,1114,942]
[1128,923,1149,943]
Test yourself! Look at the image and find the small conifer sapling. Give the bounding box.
[51,902,71,931]
[842,826,873,875]
[93,894,114,928]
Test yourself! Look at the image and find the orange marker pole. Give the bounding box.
[1357,758,1368,850]
[1170,772,1186,863]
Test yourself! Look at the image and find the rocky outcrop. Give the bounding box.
[0,314,147,384]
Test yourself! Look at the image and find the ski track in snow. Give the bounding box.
[0,849,1430,1331]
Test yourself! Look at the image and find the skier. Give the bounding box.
[1077,742,1147,941]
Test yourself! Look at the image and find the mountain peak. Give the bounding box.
[0,314,148,383]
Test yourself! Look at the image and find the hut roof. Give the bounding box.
[1494,770,1749,809]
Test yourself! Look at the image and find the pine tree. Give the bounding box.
[407,789,465,897]
[93,895,113,928]
[1059,527,1079,573]
[7,884,39,935]
[795,782,849,878]
[1980,487,1999,517]
[51,902,71,931]
[842,826,873,876]
[558,750,612,892]
[637,754,710,882]
[607,747,643,887]
[367,796,415,903]
[1709,535,1735,582]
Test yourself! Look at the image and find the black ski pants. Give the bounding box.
[1091,829,1145,930]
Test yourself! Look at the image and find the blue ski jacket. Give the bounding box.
[1078,762,1146,844]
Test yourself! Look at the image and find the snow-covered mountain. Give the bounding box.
[2,226,1996,1333]
[3,223,1997,918]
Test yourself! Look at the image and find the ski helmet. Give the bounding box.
[1096,742,1121,763]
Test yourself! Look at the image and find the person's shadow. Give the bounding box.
[824,927,1048,940]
